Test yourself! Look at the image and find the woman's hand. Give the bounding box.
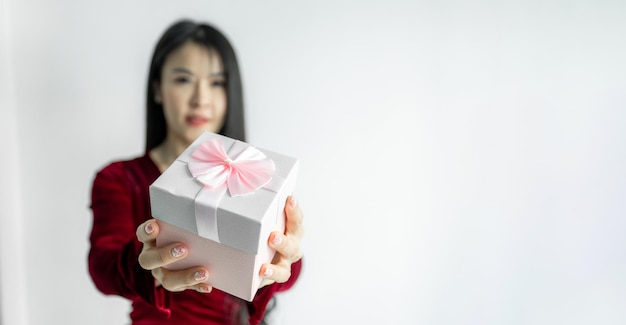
[259,195,305,288]
[136,195,304,292]
[136,220,213,293]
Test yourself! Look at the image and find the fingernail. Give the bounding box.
[145,222,155,234]
[263,267,273,277]
[198,285,212,293]
[272,233,283,247]
[194,270,208,281]
[289,196,298,207]
[171,245,187,258]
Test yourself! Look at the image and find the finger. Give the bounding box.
[260,263,292,284]
[138,243,189,270]
[136,219,159,244]
[192,283,213,294]
[284,196,304,239]
[153,267,213,293]
[269,232,302,263]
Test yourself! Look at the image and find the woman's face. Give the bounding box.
[156,41,227,146]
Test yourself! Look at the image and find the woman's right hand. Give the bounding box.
[136,219,213,293]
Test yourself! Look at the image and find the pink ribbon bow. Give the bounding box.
[188,138,275,197]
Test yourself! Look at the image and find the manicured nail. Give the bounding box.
[145,222,155,234]
[289,196,298,208]
[171,245,188,258]
[263,267,273,277]
[198,285,212,293]
[272,233,284,247]
[194,270,208,281]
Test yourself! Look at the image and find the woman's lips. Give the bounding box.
[186,115,209,127]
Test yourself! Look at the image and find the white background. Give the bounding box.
[2,1,626,324]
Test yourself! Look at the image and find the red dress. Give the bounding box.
[88,154,302,325]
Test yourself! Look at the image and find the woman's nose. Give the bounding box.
[191,80,212,108]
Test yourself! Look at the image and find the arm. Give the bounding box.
[88,164,170,315]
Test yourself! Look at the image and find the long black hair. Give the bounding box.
[145,19,246,151]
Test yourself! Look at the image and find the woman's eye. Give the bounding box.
[174,77,190,84]
[212,80,226,87]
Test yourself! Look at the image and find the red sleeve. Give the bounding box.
[88,162,171,317]
[247,259,303,325]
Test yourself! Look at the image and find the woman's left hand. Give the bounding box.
[259,195,304,287]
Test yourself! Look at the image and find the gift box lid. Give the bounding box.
[149,131,299,254]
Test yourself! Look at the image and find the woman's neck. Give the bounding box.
[149,136,190,173]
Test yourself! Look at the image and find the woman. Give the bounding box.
[89,19,304,325]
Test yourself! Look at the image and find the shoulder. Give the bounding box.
[93,154,159,189]
[96,155,148,177]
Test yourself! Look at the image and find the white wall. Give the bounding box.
[3,1,626,324]
[0,0,27,323]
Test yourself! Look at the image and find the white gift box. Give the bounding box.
[149,131,299,301]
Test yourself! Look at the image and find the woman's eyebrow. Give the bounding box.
[171,67,225,77]
[171,67,193,75]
